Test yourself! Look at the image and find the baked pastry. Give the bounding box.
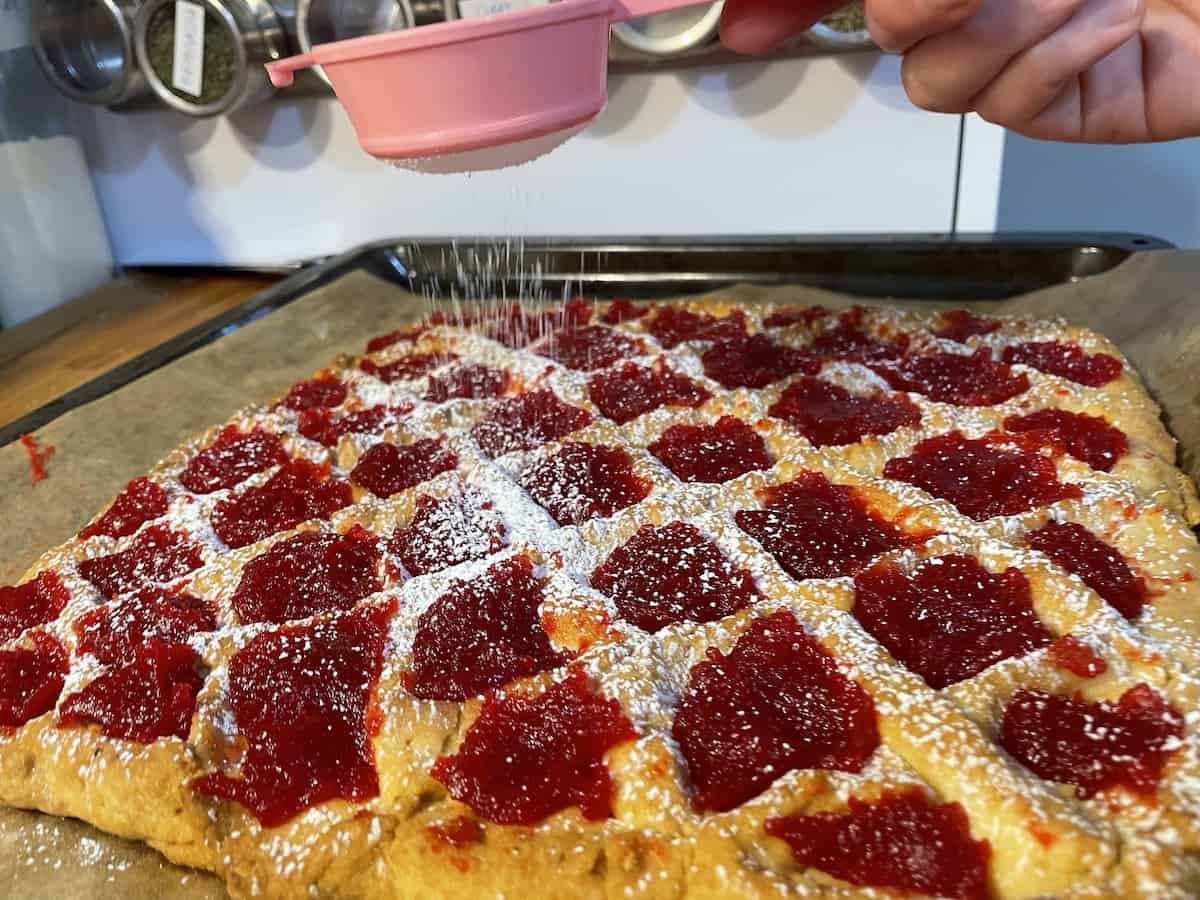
[2,296,1199,900]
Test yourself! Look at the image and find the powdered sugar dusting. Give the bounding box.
[4,295,1199,899]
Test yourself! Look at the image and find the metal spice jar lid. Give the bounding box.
[609,1,722,56]
[32,0,150,107]
[297,0,416,86]
[134,0,286,116]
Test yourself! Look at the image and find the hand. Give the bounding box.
[718,0,1200,142]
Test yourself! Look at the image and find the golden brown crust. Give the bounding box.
[3,297,1199,900]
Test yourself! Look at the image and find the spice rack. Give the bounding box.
[31,0,877,114]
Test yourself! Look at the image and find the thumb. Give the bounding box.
[719,0,851,54]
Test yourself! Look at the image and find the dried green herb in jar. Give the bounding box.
[145,3,238,106]
[820,1,867,33]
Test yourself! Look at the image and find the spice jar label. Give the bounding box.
[172,0,205,98]
[456,0,549,19]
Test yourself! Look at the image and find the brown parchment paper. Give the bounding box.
[1,251,1199,898]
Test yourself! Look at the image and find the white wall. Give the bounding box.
[78,53,965,267]
[954,114,1005,233]
[0,0,113,325]
[996,132,1200,248]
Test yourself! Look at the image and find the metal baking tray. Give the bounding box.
[0,233,1170,446]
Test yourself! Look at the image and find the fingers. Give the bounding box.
[718,0,984,55]
[973,0,1145,133]
[1015,28,1148,142]
[866,0,985,52]
[717,0,1156,143]
[899,0,1087,114]
[1142,0,1200,141]
[719,0,854,54]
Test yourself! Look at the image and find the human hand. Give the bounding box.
[719,0,1200,142]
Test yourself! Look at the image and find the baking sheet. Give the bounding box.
[0,271,429,900]
[2,250,1199,897]
[1,235,1168,445]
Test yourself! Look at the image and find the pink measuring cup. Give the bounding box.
[266,0,720,172]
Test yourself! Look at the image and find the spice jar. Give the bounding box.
[807,1,875,50]
[134,0,285,115]
[296,0,414,86]
[409,0,450,25]
[610,1,722,56]
[31,0,149,107]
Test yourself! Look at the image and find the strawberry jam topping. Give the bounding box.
[884,431,1081,520]
[431,669,637,825]
[587,361,710,425]
[934,309,1000,344]
[179,427,289,495]
[69,587,211,744]
[600,298,646,324]
[471,390,593,458]
[279,374,347,411]
[735,472,918,581]
[853,555,1052,689]
[520,443,651,525]
[591,522,764,633]
[20,433,53,484]
[425,364,511,402]
[534,325,643,372]
[648,307,748,349]
[387,489,507,577]
[1001,684,1184,797]
[59,641,203,743]
[407,554,567,701]
[192,603,392,826]
[811,316,909,362]
[649,416,772,484]
[871,349,1029,407]
[231,528,382,624]
[1026,522,1147,620]
[1048,635,1108,678]
[764,306,827,328]
[74,587,215,664]
[769,377,921,447]
[0,571,69,644]
[79,524,204,598]
[672,611,879,812]
[765,789,991,900]
[701,334,820,389]
[297,404,411,448]
[211,459,352,549]
[361,352,457,384]
[0,633,67,728]
[1003,409,1128,472]
[1003,341,1123,387]
[365,324,425,354]
[350,439,458,499]
[79,476,169,540]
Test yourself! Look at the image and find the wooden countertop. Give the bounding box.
[0,271,281,431]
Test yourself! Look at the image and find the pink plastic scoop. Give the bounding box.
[266,0,718,173]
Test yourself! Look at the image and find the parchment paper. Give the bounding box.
[1,251,1198,898]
